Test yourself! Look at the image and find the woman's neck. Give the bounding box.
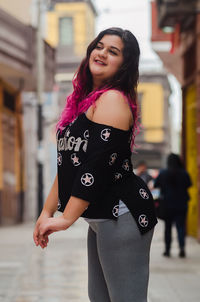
[92,78,106,91]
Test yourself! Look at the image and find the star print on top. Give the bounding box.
[139,188,149,199]
[109,153,117,166]
[71,153,81,166]
[57,112,132,208]
[81,173,94,186]
[57,111,157,235]
[122,159,130,171]
[112,205,119,218]
[101,128,111,141]
[115,172,122,181]
[84,130,89,140]
[138,214,149,227]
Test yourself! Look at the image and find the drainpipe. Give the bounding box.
[36,0,44,218]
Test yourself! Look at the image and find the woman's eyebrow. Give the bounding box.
[97,41,103,46]
[110,46,121,53]
[97,41,121,53]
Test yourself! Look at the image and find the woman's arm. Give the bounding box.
[33,174,59,247]
[43,174,59,216]
[63,196,89,225]
[34,175,89,248]
[34,173,88,250]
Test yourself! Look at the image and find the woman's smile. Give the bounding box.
[94,59,107,66]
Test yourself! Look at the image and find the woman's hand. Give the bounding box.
[33,196,89,249]
[34,215,70,249]
[33,211,52,248]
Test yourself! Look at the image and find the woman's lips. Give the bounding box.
[94,59,106,66]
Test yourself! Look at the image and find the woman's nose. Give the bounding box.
[99,48,107,58]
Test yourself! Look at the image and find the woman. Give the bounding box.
[154,153,191,258]
[33,27,157,302]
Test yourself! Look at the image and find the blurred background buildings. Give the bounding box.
[0,0,199,241]
[134,71,171,169]
[151,0,200,239]
[0,0,55,224]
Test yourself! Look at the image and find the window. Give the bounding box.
[59,17,73,46]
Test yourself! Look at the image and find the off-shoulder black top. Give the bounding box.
[57,112,157,234]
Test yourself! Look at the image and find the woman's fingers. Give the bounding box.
[37,221,53,248]
[38,235,48,249]
[33,217,54,249]
[33,225,40,246]
[39,230,55,249]
[33,223,49,249]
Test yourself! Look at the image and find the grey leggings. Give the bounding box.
[87,212,154,302]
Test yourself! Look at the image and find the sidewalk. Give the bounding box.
[0,218,200,302]
[149,220,200,302]
[0,219,88,302]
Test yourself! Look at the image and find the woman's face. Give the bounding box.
[89,34,124,89]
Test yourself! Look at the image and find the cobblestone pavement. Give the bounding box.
[0,218,200,302]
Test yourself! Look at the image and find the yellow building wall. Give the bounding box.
[138,83,164,143]
[185,84,198,237]
[46,2,95,56]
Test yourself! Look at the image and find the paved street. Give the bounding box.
[0,218,88,302]
[0,217,200,302]
[149,221,200,302]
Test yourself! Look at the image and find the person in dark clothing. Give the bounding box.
[154,153,192,258]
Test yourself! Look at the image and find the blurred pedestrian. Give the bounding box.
[154,153,191,258]
[33,27,157,302]
[136,160,153,188]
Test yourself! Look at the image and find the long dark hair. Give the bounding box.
[167,153,184,185]
[57,27,140,148]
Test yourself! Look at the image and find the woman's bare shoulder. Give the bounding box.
[92,89,133,130]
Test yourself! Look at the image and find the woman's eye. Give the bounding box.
[110,50,117,55]
[96,45,102,49]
